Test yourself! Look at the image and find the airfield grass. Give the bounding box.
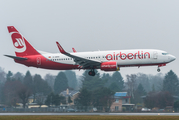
[0,116,179,120]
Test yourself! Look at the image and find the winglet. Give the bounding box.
[72,48,77,53]
[56,42,67,54]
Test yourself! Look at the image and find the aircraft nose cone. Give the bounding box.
[170,55,176,62]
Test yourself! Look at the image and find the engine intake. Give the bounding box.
[100,61,119,71]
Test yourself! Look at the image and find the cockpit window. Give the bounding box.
[162,53,169,55]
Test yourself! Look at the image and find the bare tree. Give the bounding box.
[126,74,137,100]
[148,73,164,91]
[18,85,32,108]
[136,73,151,92]
[36,94,46,108]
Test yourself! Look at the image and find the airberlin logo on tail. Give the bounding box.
[10,32,26,53]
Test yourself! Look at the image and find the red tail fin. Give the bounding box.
[7,26,40,57]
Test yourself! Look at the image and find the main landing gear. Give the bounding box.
[88,69,95,76]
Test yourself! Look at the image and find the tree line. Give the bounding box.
[0,66,179,110]
[0,68,78,108]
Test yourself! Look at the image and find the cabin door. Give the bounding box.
[153,51,158,59]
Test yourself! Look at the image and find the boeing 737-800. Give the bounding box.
[5,26,176,76]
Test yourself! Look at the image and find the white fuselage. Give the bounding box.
[42,49,175,69]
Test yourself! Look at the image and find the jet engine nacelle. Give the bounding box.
[100,61,119,71]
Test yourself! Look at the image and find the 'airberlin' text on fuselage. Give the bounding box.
[106,51,150,60]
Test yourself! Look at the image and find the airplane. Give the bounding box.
[5,26,176,76]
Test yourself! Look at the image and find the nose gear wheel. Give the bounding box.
[157,67,161,72]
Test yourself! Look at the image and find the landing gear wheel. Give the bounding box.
[157,68,161,72]
[88,70,95,76]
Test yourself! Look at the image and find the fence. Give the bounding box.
[0,106,174,113]
[0,106,113,113]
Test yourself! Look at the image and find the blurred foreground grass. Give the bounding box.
[0,116,179,120]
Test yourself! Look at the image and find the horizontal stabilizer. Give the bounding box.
[4,55,27,60]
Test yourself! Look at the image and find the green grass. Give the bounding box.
[0,116,179,120]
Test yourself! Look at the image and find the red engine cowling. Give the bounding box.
[100,61,119,71]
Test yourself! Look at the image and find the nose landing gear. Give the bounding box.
[88,69,95,76]
[157,64,166,72]
[157,67,161,72]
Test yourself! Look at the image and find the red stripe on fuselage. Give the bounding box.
[14,54,78,70]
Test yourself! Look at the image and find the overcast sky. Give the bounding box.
[0,0,178,79]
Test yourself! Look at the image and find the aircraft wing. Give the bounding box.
[56,42,101,69]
